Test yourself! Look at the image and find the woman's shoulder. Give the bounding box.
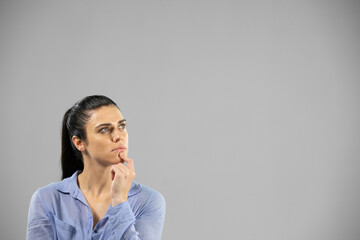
[31,175,75,204]
[32,181,61,198]
[28,181,65,218]
[130,182,166,215]
[134,182,164,200]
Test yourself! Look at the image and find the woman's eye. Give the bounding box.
[100,128,109,133]
[119,123,126,130]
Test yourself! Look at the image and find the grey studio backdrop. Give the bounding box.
[1,1,360,239]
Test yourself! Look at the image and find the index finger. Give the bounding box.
[120,153,135,171]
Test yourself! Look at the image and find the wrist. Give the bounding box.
[112,197,127,206]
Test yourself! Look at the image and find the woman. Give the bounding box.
[26,95,166,239]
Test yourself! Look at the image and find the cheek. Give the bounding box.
[89,136,109,150]
[122,131,128,141]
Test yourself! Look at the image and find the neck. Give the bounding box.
[77,159,112,198]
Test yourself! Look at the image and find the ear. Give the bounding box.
[72,135,85,152]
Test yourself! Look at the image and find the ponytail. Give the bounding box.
[60,95,118,180]
[61,109,84,179]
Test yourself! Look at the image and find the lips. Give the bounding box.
[112,146,127,152]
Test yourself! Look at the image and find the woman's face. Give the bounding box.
[81,105,128,165]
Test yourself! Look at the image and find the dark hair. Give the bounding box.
[61,95,119,179]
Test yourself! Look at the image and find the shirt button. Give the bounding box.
[94,229,98,233]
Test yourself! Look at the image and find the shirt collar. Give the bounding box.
[56,170,142,200]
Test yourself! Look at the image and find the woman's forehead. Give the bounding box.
[87,105,123,125]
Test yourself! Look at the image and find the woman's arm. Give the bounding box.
[26,190,56,240]
[106,154,165,239]
[107,190,166,240]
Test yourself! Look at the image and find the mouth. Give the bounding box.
[112,146,127,152]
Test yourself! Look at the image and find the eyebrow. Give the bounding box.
[95,119,126,129]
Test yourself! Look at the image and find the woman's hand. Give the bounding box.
[110,153,136,206]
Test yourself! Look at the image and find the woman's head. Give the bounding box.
[61,95,121,179]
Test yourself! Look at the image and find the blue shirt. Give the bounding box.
[26,171,165,240]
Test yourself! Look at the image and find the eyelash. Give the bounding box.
[99,123,126,133]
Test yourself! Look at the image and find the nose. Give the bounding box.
[112,129,123,143]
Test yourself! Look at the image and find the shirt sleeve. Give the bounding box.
[26,190,56,240]
[107,191,166,240]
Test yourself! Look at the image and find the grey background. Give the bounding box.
[1,0,360,239]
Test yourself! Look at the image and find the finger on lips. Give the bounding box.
[117,152,125,163]
[119,153,128,162]
[117,153,134,170]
